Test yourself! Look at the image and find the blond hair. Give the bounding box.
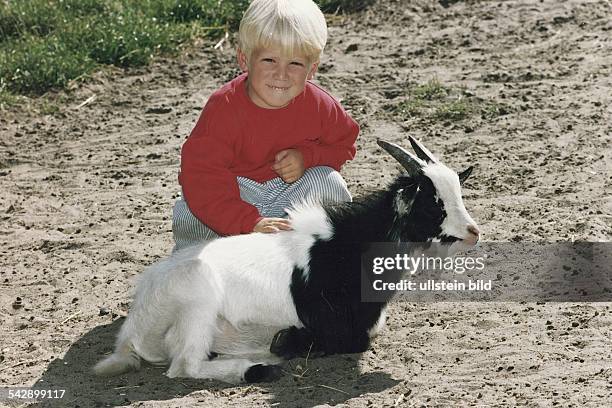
[238,0,327,62]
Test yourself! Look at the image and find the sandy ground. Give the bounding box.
[1,0,611,406]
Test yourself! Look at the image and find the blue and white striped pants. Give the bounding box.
[172,166,352,252]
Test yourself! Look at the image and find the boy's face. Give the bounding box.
[238,46,318,109]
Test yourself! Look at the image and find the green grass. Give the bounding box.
[0,0,368,98]
[0,89,19,108]
[385,79,511,124]
[412,78,447,100]
[0,0,249,96]
[433,99,471,121]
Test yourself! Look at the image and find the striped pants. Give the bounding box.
[172,166,352,252]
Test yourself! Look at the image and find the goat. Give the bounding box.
[94,136,479,383]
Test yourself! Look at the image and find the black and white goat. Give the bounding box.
[94,137,479,383]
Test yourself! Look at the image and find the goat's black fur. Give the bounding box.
[271,173,449,358]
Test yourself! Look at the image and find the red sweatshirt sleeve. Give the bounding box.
[294,93,359,171]
[179,101,262,236]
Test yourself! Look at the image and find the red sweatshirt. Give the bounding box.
[179,73,359,236]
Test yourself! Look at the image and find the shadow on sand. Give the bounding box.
[31,319,398,407]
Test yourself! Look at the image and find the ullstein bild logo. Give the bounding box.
[372,278,492,292]
[360,242,612,302]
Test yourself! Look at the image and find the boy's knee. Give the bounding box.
[302,166,352,203]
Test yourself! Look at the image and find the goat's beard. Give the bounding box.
[417,242,451,259]
[446,240,476,257]
[408,240,470,260]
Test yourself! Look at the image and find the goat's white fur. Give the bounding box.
[423,162,477,253]
[94,203,333,383]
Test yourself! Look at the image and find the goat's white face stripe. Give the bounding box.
[422,162,477,240]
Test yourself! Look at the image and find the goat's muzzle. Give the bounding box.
[464,224,480,246]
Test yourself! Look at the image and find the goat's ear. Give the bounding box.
[408,136,437,163]
[377,140,424,177]
[458,166,473,184]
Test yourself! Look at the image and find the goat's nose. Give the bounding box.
[465,224,480,245]
[467,224,480,237]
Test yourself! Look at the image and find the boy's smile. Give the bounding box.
[238,46,319,109]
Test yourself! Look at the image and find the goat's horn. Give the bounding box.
[408,136,437,163]
[377,140,424,176]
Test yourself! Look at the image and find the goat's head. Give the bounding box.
[378,137,479,255]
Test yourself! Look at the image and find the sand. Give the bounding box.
[1,0,611,406]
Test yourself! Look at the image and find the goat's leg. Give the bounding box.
[164,311,282,382]
[162,259,226,379]
[164,304,217,379]
[173,358,282,384]
[271,297,372,358]
[164,303,282,382]
[165,314,282,383]
[270,324,369,358]
[211,318,282,357]
[270,326,325,359]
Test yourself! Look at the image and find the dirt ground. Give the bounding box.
[1,0,611,406]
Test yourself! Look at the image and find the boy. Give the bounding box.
[172,0,359,252]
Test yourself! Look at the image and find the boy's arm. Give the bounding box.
[179,108,262,236]
[294,100,359,171]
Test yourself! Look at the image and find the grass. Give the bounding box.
[0,89,19,108]
[412,78,447,100]
[385,78,511,124]
[0,0,368,98]
[433,99,472,121]
[0,0,248,96]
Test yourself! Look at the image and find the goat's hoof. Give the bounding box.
[244,364,282,383]
[270,328,296,359]
[307,350,326,359]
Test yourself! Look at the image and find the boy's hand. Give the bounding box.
[253,217,292,233]
[272,149,305,183]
